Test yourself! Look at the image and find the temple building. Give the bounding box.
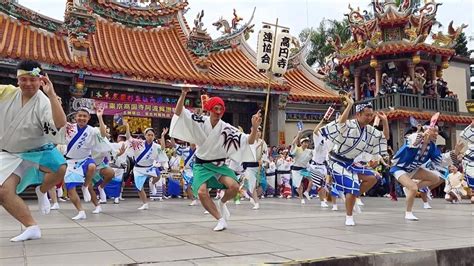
[319,0,473,149]
[0,0,338,146]
[0,0,471,149]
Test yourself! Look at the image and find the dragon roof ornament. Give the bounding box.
[329,0,466,63]
[187,7,257,58]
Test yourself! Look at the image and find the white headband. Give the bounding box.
[17,67,42,77]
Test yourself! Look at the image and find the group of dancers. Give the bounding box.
[1,60,473,241]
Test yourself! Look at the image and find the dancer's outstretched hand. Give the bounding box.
[454,141,465,155]
[251,110,262,130]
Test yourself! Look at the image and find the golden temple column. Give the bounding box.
[375,66,382,96]
[354,70,361,100]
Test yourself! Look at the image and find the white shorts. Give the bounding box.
[393,167,439,181]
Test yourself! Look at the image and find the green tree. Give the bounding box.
[453,32,473,57]
[300,18,351,67]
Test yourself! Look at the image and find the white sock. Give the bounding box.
[98,186,107,202]
[10,225,41,242]
[72,210,87,220]
[35,186,51,215]
[92,205,102,214]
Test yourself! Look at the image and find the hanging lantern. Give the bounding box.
[436,70,443,78]
[370,57,378,68]
[442,60,449,69]
[75,81,84,90]
[271,29,292,77]
[412,54,421,65]
[256,25,274,73]
[343,67,350,77]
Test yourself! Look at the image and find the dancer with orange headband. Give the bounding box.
[170,87,261,231]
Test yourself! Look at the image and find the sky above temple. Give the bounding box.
[18,0,474,51]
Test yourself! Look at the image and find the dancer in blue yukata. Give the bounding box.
[390,123,464,221]
[320,93,389,226]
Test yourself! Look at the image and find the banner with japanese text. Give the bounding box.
[71,97,193,119]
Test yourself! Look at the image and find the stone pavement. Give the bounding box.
[0,197,473,265]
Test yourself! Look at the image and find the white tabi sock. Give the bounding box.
[72,210,87,220]
[213,218,227,231]
[10,225,41,242]
[92,205,102,214]
[98,186,107,203]
[345,215,355,226]
[82,186,91,202]
[35,186,51,215]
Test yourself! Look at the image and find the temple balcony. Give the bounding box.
[355,93,459,114]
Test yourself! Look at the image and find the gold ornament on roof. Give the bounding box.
[432,21,468,48]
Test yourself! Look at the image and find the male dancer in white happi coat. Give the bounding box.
[170,87,261,231]
[0,60,67,241]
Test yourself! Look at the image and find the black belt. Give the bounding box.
[242,162,259,169]
[195,157,226,164]
[329,151,353,165]
[136,164,153,168]
[291,166,306,171]
[276,170,291,174]
[266,172,276,176]
[309,160,325,166]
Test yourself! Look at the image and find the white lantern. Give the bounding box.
[256,25,274,73]
[271,29,291,77]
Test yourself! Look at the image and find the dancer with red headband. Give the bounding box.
[170,87,261,231]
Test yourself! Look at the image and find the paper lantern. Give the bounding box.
[271,29,292,77]
[442,60,449,69]
[436,70,443,78]
[75,82,84,90]
[370,58,378,68]
[412,54,421,64]
[256,25,274,73]
[343,67,350,77]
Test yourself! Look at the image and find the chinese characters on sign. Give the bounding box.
[71,97,192,119]
[256,23,292,77]
[271,29,291,76]
[256,25,273,72]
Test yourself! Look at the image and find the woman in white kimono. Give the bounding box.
[243,127,267,210]
[265,157,277,197]
[310,120,331,208]
[170,87,261,231]
[276,150,293,198]
[290,133,313,205]
[64,108,108,219]
[124,121,168,210]
[0,60,66,241]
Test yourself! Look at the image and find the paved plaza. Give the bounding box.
[0,197,473,265]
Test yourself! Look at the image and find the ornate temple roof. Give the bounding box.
[386,109,472,124]
[329,0,465,66]
[0,0,339,102]
[338,42,454,65]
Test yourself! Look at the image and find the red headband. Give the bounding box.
[204,97,225,114]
